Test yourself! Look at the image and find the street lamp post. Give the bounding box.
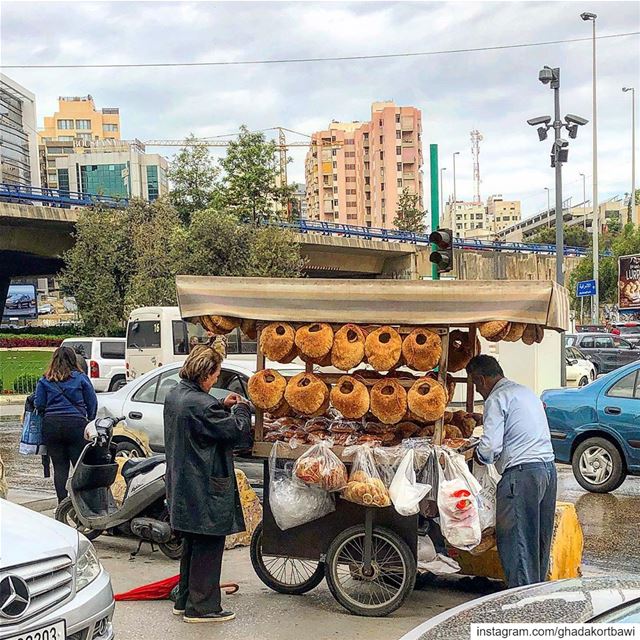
[545,187,551,227]
[440,167,447,226]
[580,172,587,229]
[623,87,636,224]
[527,66,588,388]
[581,11,599,323]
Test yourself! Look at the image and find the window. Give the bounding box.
[396,131,401,139]
[397,163,402,172]
[613,337,633,350]
[379,119,383,127]
[133,373,163,403]
[127,320,161,349]
[381,183,385,192]
[397,178,402,187]
[332,149,337,156]
[147,165,159,201]
[172,320,188,355]
[347,214,358,220]
[333,199,338,206]
[333,186,338,194]
[363,132,369,141]
[395,114,401,123]
[365,177,370,185]
[364,162,370,170]
[345,138,354,145]
[58,136,74,141]
[606,371,638,399]
[580,337,594,348]
[476,213,483,219]
[333,161,337,168]
[346,177,356,182]
[457,224,463,230]
[80,163,127,198]
[566,336,576,347]
[57,168,70,193]
[76,133,91,141]
[594,337,614,349]
[103,123,118,132]
[214,370,247,398]
[57,119,74,129]
[75,119,91,130]
[64,341,92,359]
[346,201,357,208]
[345,164,356,170]
[345,151,355,158]
[379,151,384,160]
[100,341,125,359]
[347,189,357,195]
[396,146,401,155]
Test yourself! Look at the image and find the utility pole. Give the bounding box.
[580,172,587,229]
[623,87,636,224]
[430,144,440,280]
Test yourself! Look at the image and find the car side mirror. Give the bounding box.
[568,359,578,366]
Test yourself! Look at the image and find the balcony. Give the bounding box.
[403,172,415,179]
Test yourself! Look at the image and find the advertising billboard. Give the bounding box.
[3,284,38,320]
[618,254,640,312]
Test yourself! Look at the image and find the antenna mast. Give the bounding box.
[470,129,483,204]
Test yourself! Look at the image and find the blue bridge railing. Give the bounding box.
[0,182,129,208]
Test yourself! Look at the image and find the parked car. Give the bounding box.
[566,345,597,387]
[5,293,34,310]
[542,360,640,492]
[565,332,639,375]
[61,337,127,392]
[38,303,54,314]
[399,576,640,640]
[0,498,114,640]
[615,322,640,347]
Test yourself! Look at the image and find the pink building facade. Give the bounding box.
[305,102,423,229]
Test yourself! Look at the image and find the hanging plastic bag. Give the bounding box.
[417,445,440,518]
[389,449,431,516]
[417,535,461,575]
[473,462,501,531]
[373,444,405,488]
[342,443,391,507]
[437,449,481,551]
[293,439,348,492]
[269,443,335,531]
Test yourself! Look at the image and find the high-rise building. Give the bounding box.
[486,195,522,233]
[443,194,522,239]
[305,101,423,229]
[0,74,40,187]
[39,95,120,188]
[54,139,168,201]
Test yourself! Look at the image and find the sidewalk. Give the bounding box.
[0,394,27,421]
[8,487,57,513]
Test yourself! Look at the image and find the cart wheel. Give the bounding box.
[324,525,416,617]
[250,523,325,595]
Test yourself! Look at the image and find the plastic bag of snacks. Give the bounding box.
[342,443,391,507]
[389,449,431,516]
[417,446,440,518]
[473,462,501,531]
[269,443,335,531]
[293,439,348,492]
[437,449,482,551]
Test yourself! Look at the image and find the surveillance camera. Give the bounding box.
[539,67,554,85]
[527,116,551,127]
[556,138,569,148]
[580,12,597,20]
[537,127,548,142]
[568,124,579,139]
[565,113,589,126]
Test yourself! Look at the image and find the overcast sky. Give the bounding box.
[3,0,639,218]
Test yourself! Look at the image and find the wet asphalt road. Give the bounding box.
[2,421,640,576]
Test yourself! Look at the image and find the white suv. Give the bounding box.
[61,338,127,392]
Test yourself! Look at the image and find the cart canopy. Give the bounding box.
[176,276,570,332]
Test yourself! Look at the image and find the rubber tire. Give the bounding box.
[55,498,103,541]
[109,376,127,392]
[578,376,589,387]
[250,523,325,595]
[572,437,626,493]
[324,525,416,617]
[158,507,184,560]
[115,441,145,458]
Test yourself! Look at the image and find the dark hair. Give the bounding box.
[467,355,504,378]
[44,346,79,382]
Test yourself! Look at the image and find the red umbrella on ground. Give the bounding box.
[115,576,238,601]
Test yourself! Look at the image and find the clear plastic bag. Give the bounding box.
[417,446,440,518]
[269,442,335,531]
[473,462,501,531]
[293,439,348,492]
[437,449,481,551]
[388,449,431,516]
[342,443,391,507]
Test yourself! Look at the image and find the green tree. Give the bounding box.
[394,188,427,233]
[528,224,591,248]
[168,134,220,225]
[246,226,305,277]
[218,126,294,224]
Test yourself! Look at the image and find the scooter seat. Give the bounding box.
[122,455,166,482]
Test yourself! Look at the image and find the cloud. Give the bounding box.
[2,0,639,216]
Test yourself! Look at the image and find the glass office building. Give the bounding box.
[80,163,127,198]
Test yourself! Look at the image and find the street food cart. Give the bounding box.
[176,276,576,617]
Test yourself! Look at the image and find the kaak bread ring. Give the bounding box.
[365,326,402,371]
[402,328,442,371]
[295,323,334,360]
[200,315,240,335]
[331,324,367,371]
[330,375,370,419]
[407,377,447,422]
[370,378,407,424]
[240,319,257,340]
[248,369,287,411]
[284,372,330,416]
[448,330,480,373]
[503,322,527,342]
[260,322,296,362]
[479,321,511,342]
[522,324,544,345]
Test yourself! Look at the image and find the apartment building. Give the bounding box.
[0,74,40,187]
[305,101,423,229]
[487,195,522,233]
[443,194,522,239]
[54,139,168,201]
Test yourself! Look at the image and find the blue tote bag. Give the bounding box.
[19,394,46,456]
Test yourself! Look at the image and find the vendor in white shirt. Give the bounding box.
[467,355,557,588]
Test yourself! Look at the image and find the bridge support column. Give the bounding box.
[0,276,9,320]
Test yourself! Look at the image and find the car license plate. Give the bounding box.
[7,620,65,640]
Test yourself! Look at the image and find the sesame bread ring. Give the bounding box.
[295,323,334,360]
[240,319,257,341]
[200,315,240,335]
[370,378,408,425]
[331,324,367,371]
[402,328,442,371]
[330,375,370,419]
[479,321,511,342]
[284,372,330,416]
[248,369,287,411]
[522,324,538,346]
[407,377,447,422]
[448,330,480,373]
[365,326,402,371]
[259,322,295,362]
[503,322,527,342]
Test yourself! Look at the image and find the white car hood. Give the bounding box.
[0,499,79,568]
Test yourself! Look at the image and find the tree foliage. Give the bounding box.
[528,224,592,248]
[167,134,220,225]
[218,126,294,224]
[394,188,426,233]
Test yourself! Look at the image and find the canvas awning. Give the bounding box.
[176,276,570,332]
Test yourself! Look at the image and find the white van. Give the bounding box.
[125,306,258,380]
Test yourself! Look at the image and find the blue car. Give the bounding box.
[542,361,640,493]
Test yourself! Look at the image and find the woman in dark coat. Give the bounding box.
[34,346,97,502]
[163,343,252,624]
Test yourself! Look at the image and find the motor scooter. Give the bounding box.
[55,416,183,559]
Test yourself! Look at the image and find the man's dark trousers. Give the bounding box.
[495,461,557,588]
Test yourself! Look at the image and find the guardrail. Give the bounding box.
[0,183,128,208]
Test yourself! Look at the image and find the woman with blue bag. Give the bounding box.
[34,346,98,502]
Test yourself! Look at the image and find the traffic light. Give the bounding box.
[429,228,454,274]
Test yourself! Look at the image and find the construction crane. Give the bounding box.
[470,129,483,204]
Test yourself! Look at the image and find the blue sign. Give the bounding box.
[576,280,597,297]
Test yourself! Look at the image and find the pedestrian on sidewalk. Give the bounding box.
[34,346,97,502]
[467,355,557,588]
[164,342,251,624]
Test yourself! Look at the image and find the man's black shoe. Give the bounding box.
[183,610,235,623]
